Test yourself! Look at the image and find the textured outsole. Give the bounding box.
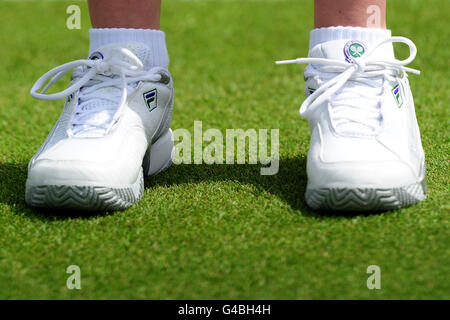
[25,169,145,211]
[26,130,174,211]
[305,180,426,212]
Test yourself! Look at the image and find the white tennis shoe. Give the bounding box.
[26,43,174,211]
[277,36,426,211]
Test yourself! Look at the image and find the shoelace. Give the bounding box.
[276,37,420,135]
[31,48,161,136]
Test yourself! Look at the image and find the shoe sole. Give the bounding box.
[25,129,174,211]
[305,179,426,212]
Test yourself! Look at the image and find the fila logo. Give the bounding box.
[143,89,157,112]
[307,87,316,95]
[392,83,403,108]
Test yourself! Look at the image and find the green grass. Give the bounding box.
[0,0,448,299]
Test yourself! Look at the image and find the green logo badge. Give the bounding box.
[344,41,367,63]
[349,43,365,58]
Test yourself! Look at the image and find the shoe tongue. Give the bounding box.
[89,42,152,70]
[73,43,151,137]
[309,39,393,136]
[309,39,395,62]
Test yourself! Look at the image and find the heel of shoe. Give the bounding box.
[144,129,174,176]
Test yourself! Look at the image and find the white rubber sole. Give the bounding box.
[25,129,174,211]
[305,178,427,212]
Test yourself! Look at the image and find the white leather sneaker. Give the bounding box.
[277,36,426,211]
[27,43,174,211]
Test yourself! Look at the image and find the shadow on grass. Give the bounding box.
[146,157,311,212]
[0,158,377,221]
[0,161,113,220]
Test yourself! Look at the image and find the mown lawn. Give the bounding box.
[0,0,448,299]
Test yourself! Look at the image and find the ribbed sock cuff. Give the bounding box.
[309,26,391,49]
[89,28,169,69]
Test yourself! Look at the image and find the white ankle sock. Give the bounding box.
[89,28,169,69]
[309,26,391,49]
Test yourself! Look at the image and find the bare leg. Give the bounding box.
[314,0,386,29]
[88,0,161,29]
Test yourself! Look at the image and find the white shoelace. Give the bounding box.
[276,37,420,135]
[31,48,161,136]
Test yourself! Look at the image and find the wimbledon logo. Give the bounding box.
[344,41,367,63]
[89,51,104,60]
